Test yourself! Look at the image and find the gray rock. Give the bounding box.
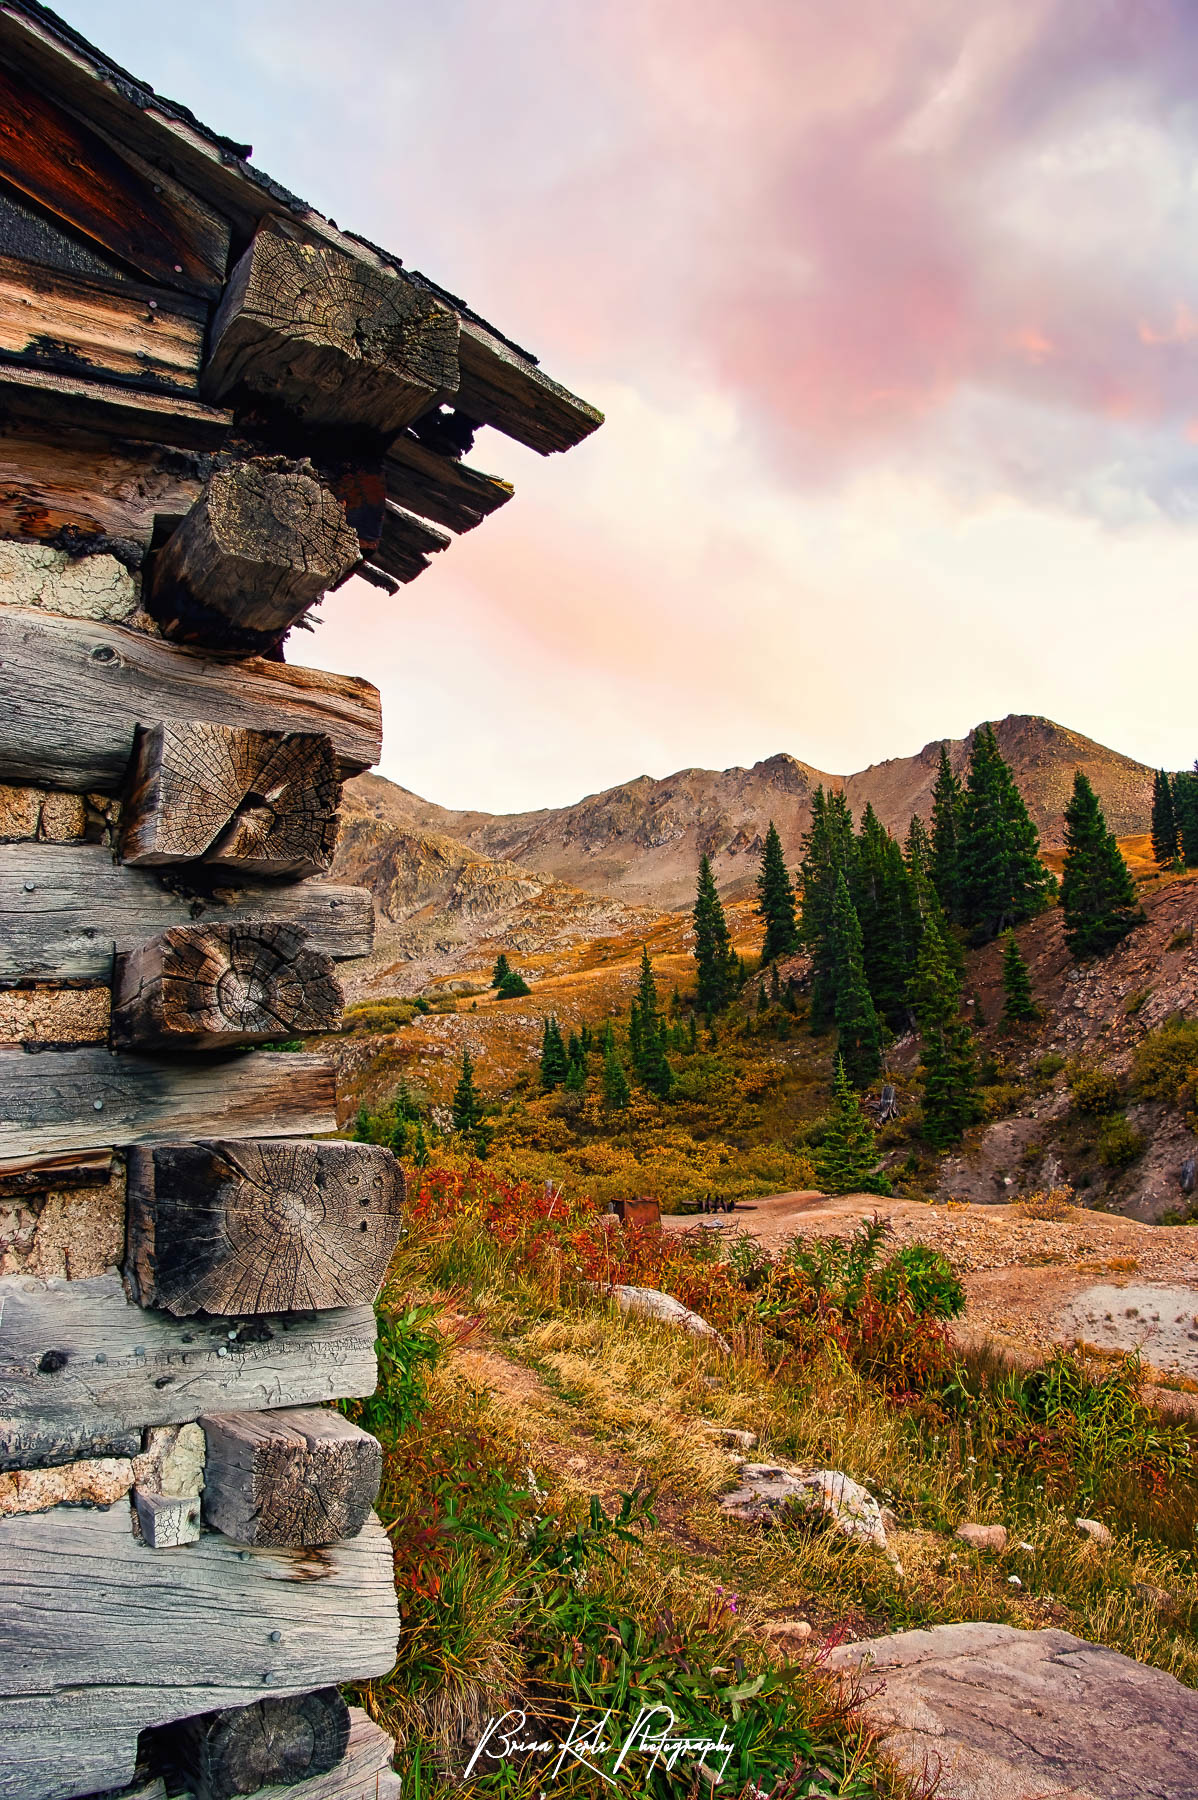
[1075,1517,1113,1546]
[719,1464,887,1550]
[828,1622,1198,1799]
[955,1521,1008,1552]
[701,1425,758,1451]
[601,1284,731,1351]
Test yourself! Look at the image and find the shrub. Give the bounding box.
[1033,1051,1066,1082]
[1016,1185,1076,1220]
[1132,1019,1198,1110]
[1097,1114,1147,1169]
[341,998,419,1034]
[979,1080,1026,1120]
[1068,1062,1121,1115]
[874,1243,966,1319]
[1167,926,1194,953]
[1124,987,1152,1017]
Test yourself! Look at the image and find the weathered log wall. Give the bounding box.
[0,5,601,1794]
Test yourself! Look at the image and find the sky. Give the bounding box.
[67,0,1198,812]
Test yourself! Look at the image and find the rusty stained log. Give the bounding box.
[205,221,459,436]
[372,499,450,584]
[0,60,230,296]
[384,433,513,533]
[0,252,207,396]
[170,1690,352,1800]
[0,609,382,792]
[0,421,206,558]
[125,1139,404,1316]
[122,721,342,878]
[200,1408,382,1548]
[146,457,360,652]
[112,921,343,1051]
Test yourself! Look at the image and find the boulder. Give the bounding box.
[718,1464,888,1550]
[955,1521,1008,1552]
[600,1284,731,1351]
[1075,1517,1114,1547]
[828,1622,1198,1800]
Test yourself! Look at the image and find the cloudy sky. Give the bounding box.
[71,0,1198,811]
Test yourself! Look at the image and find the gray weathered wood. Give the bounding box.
[133,1487,201,1548]
[232,1708,399,1800]
[0,1272,379,1470]
[121,722,342,878]
[0,1500,398,1800]
[0,254,206,395]
[205,222,459,435]
[384,435,513,533]
[112,922,343,1050]
[171,1689,351,1800]
[0,608,383,791]
[0,1047,336,1160]
[201,1408,381,1548]
[148,460,361,653]
[125,1141,404,1317]
[0,843,372,982]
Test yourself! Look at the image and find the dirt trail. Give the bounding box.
[665,1191,1198,1382]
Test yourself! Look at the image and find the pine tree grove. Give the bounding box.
[827,870,882,1087]
[910,922,979,1146]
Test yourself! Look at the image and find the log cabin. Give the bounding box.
[0,6,601,1796]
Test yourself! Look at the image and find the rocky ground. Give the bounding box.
[666,1191,1198,1386]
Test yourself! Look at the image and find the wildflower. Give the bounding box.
[1008,1575,1022,1587]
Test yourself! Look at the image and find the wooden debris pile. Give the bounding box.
[0,6,600,1797]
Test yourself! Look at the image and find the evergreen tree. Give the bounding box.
[1059,770,1145,959]
[352,1103,373,1144]
[601,1042,631,1110]
[1151,770,1180,868]
[600,1018,616,1055]
[827,871,882,1087]
[799,788,858,1030]
[910,923,979,1146]
[1000,930,1038,1023]
[632,947,673,1098]
[756,820,799,963]
[905,813,965,982]
[565,1054,587,1093]
[958,725,1056,943]
[451,1050,480,1132]
[854,806,917,1028]
[411,1122,429,1168]
[491,952,511,988]
[496,967,531,999]
[539,1015,568,1089]
[1174,770,1198,867]
[757,981,768,1014]
[770,960,781,1000]
[692,855,738,1013]
[628,1001,643,1067]
[688,1013,699,1051]
[930,745,965,924]
[814,1056,892,1196]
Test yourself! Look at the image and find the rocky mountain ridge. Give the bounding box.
[343,714,1158,913]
